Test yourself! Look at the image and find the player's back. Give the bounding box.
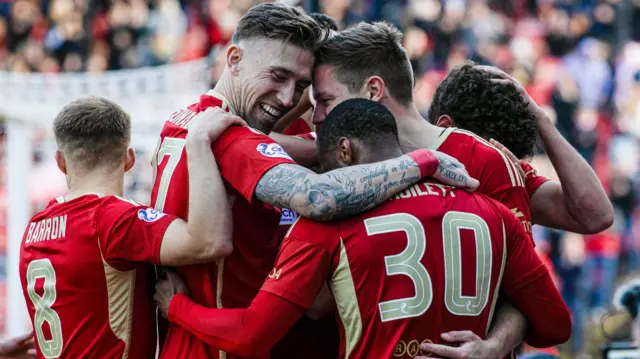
[434,128,532,235]
[19,195,159,359]
[310,180,520,359]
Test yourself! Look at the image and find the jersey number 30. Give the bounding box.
[26,259,63,358]
[365,212,492,322]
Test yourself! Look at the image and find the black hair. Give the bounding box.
[428,61,538,159]
[310,13,339,32]
[317,99,400,168]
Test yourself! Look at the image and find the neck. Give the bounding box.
[359,145,404,164]
[385,100,444,152]
[213,73,243,119]
[65,167,125,201]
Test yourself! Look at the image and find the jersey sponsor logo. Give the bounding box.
[256,143,292,160]
[279,208,299,225]
[268,267,282,280]
[137,208,166,222]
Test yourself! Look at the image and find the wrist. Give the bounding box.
[406,149,438,177]
[167,293,190,323]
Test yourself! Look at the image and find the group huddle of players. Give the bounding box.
[16,2,615,359]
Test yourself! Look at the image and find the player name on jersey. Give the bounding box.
[24,215,67,244]
[393,181,456,200]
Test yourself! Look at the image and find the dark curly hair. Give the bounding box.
[427,61,538,159]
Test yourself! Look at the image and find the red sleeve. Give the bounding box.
[212,126,297,203]
[97,198,176,269]
[520,161,551,198]
[260,235,331,308]
[500,208,572,347]
[168,291,306,357]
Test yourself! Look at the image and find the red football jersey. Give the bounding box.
[520,160,551,198]
[19,194,175,359]
[261,180,549,359]
[151,90,296,359]
[434,128,533,237]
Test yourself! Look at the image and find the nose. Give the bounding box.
[312,107,326,126]
[277,84,296,109]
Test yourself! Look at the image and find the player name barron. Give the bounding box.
[25,215,67,244]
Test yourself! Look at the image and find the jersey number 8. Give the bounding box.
[26,259,63,358]
[365,212,492,322]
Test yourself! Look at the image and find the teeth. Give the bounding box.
[261,104,281,118]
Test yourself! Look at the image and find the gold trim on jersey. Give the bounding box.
[206,90,237,116]
[430,127,456,151]
[329,239,363,358]
[453,129,524,188]
[215,259,226,359]
[485,221,508,336]
[98,241,136,359]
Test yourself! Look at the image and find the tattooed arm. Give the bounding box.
[255,151,478,221]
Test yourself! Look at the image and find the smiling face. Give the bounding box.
[233,39,314,133]
[311,64,367,131]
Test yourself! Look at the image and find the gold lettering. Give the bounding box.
[398,189,412,199]
[58,215,67,238]
[51,217,59,240]
[26,223,35,244]
[424,183,438,195]
[407,340,420,357]
[268,268,282,280]
[43,219,52,241]
[393,340,407,357]
[415,183,429,196]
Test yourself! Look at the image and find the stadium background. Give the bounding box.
[0,0,639,357]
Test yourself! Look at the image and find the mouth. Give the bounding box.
[260,103,284,121]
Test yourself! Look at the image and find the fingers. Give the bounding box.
[13,332,33,345]
[490,139,525,179]
[441,330,481,343]
[419,343,463,359]
[475,65,514,81]
[228,117,248,127]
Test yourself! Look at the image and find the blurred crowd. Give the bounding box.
[2,0,640,356]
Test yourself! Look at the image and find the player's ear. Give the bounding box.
[55,150,67,175]
[124,148,136,172]
[436,115,455,128]
[364,76,385,103]
[226,44,242,76]
[337,137,354,166]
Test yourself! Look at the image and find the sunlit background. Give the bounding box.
[0,0,639,357]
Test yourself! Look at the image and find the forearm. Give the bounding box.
[168,292,305,357]
[269,133,319,168]
[255,150,436,221]
[484,302,528,357]
[185,135,233,256]
[535,114,613,233]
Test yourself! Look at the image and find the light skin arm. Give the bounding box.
[159,108,245,266]
[255,151,479,221]
[480,65,614,234]
[269,133,318,168]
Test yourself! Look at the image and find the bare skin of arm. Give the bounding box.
[255,152,479,221]
[480,65,613,234]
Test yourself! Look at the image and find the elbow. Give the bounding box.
[204,237,233,261]
[525,308,572,348]
[577,203,614,234]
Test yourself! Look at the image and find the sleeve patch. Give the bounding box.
[137,208,166,222]
[256,143,293,160]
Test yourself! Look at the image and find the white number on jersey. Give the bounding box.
[364,211,493,322]
[27,259,63,358]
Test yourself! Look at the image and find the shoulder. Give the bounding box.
[450,129,525,189]
[286,217,340,247]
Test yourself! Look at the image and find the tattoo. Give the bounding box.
[255,158,421,221]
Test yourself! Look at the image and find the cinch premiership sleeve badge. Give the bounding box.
[256,143,293,160]
[137,208,166,222]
